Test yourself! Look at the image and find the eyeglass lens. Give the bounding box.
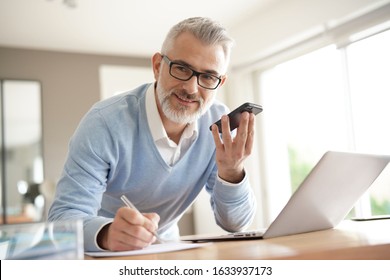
[163,55,221,89]
[169,64,220,89]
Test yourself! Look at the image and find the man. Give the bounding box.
[48,17,256,252]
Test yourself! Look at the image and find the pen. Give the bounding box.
[120,195,164,243]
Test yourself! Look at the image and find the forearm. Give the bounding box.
[49,198,113,252]
[210,174,257,232]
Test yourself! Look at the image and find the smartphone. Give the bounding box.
[210,102,263,132]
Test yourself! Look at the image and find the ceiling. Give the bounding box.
[0,0,275,58]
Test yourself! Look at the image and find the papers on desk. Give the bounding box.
[85,242,210,257]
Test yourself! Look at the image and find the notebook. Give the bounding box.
[181,151,390,242]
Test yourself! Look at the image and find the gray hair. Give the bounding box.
[161,17,234,62]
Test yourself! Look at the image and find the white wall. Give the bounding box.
[229,0,389,68]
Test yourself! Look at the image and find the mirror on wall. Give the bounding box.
[0,80,44,224]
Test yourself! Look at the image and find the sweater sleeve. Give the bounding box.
[206,168,257,232]
[48,109,115,252]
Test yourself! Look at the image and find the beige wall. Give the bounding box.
[0,47,150,183]
[0,47,195,234]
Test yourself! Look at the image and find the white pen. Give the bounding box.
[120,195,164,243]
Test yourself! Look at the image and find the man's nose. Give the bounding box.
[182,75,199,93]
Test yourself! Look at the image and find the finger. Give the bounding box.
[106,214,155,251]
[234,112,250,153]
[126,223,156,243]
[211,124,224,150]
[115,229,153,250]
[221,115,233,149]
[119,207,145,226]
[245,113,255,154]
[117,207,156,242]
[143,213,160,232]
[143,213,160,224]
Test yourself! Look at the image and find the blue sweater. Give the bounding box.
[48,83,256,251]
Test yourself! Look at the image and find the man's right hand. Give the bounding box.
[97,207,160,251]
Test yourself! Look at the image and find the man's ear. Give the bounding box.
[151,53,163,80]
[219,74,228,87]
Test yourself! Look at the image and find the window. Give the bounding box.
[346,30,390,215]
[258,28,390,218]
[99,65,154,100]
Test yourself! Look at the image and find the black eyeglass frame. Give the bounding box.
[161,55,223,90]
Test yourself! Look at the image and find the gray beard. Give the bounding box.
[156,84,213,124]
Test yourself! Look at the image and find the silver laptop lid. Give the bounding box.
[263,151,390,238]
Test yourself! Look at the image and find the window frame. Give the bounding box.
[229,5,390,227]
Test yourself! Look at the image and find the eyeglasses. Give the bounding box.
[161,55,222,90]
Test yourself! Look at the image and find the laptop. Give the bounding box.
[181,151,390,242]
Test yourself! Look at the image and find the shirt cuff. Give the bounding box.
[217,169,247,186]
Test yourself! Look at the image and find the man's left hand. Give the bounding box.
[211,111,255,183]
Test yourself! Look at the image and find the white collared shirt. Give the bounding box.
[145,84,198,166]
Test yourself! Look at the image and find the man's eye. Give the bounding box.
[202,74,217,81]
[174,65,190,73]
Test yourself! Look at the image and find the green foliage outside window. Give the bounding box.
[287,147,312,193]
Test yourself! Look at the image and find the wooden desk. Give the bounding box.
[85,219,390,260]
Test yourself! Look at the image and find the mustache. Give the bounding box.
[172,90,199,101]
